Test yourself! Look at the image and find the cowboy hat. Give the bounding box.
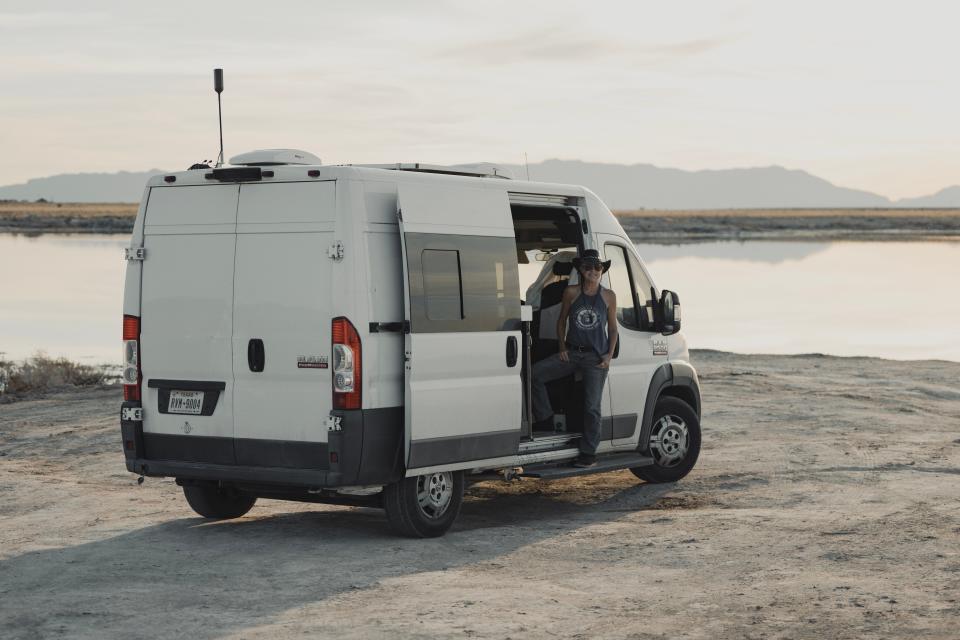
[571,249,611,273]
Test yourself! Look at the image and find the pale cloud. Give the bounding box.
[438,28,732,65]
[0,11,106,28]
[0,0,958,199]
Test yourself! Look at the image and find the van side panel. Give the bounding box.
[140,185,239,445]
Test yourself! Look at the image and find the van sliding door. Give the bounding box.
[398,182,523,474]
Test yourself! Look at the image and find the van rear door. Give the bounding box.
[397,182,523,473]
[231,181,336,469]
[139,184,238,464]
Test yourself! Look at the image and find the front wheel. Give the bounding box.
[631,396,701,483]
[182,483,257,519]
[383,470,464,538]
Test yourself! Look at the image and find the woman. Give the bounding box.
[530,249,618,467]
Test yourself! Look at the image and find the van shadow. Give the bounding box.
[1,476,677,639]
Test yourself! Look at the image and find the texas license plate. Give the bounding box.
[168,390,204,415]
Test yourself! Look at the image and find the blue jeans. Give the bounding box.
[531,351,608,455]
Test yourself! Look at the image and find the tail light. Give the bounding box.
[122,315,141,401]
[332,317,361,410]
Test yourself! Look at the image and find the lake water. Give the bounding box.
[1,234,958,364]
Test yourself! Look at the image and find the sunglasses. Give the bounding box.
[581,263,603,272]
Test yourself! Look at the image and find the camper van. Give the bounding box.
[119,149,701,537]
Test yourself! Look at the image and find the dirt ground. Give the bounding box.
[1,350,958,639]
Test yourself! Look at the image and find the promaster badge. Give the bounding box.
[297,355,328,369]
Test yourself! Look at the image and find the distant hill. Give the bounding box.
[895,186,960,208]
[1,161,957,209]
[502,160,896,209]
[0,170,167,203]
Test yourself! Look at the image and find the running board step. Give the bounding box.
[519,452,655,479]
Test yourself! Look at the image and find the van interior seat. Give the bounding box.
[532,260,573,363]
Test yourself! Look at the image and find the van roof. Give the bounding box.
[146,163,589,200]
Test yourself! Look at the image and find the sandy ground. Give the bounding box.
[0,350,958,639]
[3,202,960,240]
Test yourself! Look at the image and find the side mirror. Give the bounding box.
[660,290,681,335]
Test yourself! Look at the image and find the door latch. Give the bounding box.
[324,414,342,431]
[327,241,344,262]
[124,247,146,261]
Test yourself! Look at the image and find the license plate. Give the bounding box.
[168,390,204,415]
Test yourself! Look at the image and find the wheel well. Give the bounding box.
[659,385,699,416]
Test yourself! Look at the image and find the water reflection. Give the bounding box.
[637,240,960,362]
[1,234,958,363]
[0,234,128,363]
[637,241,830,264]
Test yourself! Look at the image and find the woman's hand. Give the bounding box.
[596,354,612,369]
[559,349,570,362]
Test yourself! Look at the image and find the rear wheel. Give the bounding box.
[631,396,701,483]
[383,471,464,538]
[182,483,257,519]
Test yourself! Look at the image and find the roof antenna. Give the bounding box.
[524,152,530,181]
[214,68,225,167]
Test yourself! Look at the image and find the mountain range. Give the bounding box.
[1,160,957,209]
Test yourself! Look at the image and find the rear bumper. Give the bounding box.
[120,402,403,489]
[126,455,340,487]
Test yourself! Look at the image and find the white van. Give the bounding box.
[119,150,701,537]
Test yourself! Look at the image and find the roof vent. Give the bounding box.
[229,149,321,166]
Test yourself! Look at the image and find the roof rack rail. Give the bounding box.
[346,163,512,179]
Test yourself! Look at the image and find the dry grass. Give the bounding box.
[614,207,960,218]
[0,202,138,219]
[0,352,117,400]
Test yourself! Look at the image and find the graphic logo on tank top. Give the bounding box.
[574,307,601,331]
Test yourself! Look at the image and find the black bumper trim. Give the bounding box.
[130,458,338,487]
[121,406,405,488]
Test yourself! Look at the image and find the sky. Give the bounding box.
[1,0,958,200]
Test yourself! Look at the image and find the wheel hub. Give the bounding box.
[417,471,453,519]
[649,414,689,468]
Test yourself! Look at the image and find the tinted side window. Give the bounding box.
[604,244,640,330]
[422,249,463,320]
[627,251,656,330]
[604,243,655,332]
[406,233,520,333]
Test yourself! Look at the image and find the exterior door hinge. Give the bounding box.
[324,414,343,431]
[124,247,146,261]
[327,240,345,262]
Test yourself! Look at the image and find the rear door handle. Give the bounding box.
[247,339,265,372]
[506,336,518,367]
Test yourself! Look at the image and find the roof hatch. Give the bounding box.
[230,149,322,166]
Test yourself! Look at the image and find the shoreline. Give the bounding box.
[3,203,960,241]
[2,349,957,404]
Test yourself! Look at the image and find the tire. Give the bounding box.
[631,396,701,483]
[383,470,464,538]
[182,483,257,519]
